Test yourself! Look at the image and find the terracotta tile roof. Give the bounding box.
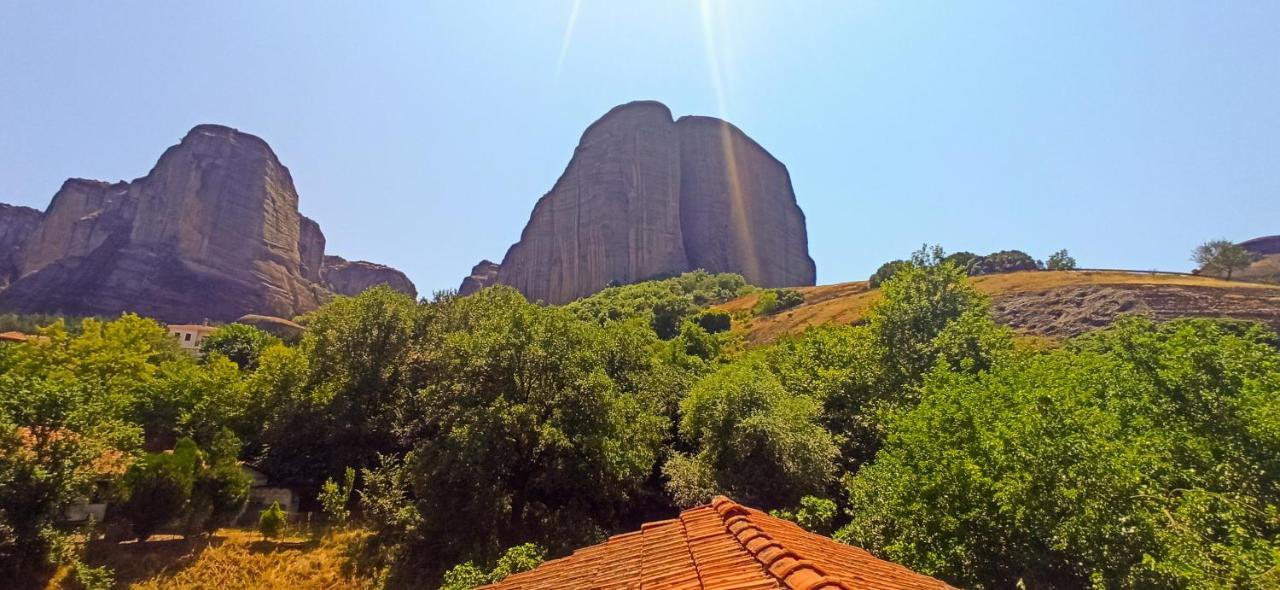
[480,496,953,590]
[0,331,29,342]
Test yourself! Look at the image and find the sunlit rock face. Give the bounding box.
[491,100,816,304]
[322,255,417,298]
[458,259,500,296]
[0,125,415,321]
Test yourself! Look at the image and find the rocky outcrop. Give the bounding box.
[1240,236,1280,257]
[1226,236,1280,284]
[486,101,815,304]
[0,204,42,289]
[321,255,417,299]
[458,259,500,295]
[0,124,415,322]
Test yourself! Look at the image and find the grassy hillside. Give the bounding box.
[55,529,374,590]
[720,270,1280,344]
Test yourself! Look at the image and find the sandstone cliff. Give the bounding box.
[0,204,42,289]
[458,259,500,296]
[487,101,815,304]
[0,125,415,322]
[322,255,418,299]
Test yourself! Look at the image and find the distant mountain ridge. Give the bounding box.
[0,125,416,323]
[460,100,816,304]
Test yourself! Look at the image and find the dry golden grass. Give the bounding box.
[70,528,375,590]
[720,270,1278,345]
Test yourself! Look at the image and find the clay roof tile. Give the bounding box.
[480,496,954,589]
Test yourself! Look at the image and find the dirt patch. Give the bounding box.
[721,271,1280,345]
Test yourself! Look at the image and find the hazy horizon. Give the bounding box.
[2,2,1277,294]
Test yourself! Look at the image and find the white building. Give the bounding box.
[167,323,217,352]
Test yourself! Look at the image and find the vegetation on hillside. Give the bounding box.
[2,264,1277,589]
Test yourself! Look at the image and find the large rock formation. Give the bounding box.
[321,255,417,299]
[0,204,42,289]
[458,259,500,296]
[472,101,815,304]
[0,124,416,322]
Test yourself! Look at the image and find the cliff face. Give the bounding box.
[0,204,42,289]
[458,259,500,296]
[487,101,815,304]
[0,125,415,322]
[322,255,418,299]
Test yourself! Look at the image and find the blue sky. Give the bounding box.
[2,2,1277,293]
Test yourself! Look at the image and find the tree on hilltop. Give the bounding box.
[1193,239,1251,280]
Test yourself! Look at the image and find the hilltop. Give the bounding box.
[720,270,1280,344]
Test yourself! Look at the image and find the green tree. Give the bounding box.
[868,259,911,288]
[199,323,279,370]
[400,286,666,571]
[566,271,749,339]
[258,286,419,495]
[868,246,993,390]
[968,249,1041,275]
[664,358,837,509]
[258,501,287,540]
[840,317,1280,589]
[440,543,546,589]
[1046,248,1077,270]
[769,496,837,535]
[694,310,732,334]
[319,466,356,527]
[185,430,251,535]
[1193,239,1252,280]
[119,439,199,541]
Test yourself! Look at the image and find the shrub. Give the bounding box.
[319,467,356,527]
[258,502,287,540]
[868,259,910,288]
[754,289,804,315]
[967,250,1041,275]
[119,439,198,541]
[187,460,251,534]
[770,496,837,535]
[839,317,1280,588]
[695,310,732,334]
[1046,249,1077,270]
[665,359,837,509]
[440,543,546,589]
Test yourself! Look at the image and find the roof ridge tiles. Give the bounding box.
[709,495,853,590]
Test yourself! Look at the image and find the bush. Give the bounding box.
[769,496,837,535]
[319,467,356,527]
[967,250,1041,275]
[665,359,837,509]
[199,323,279,370]
[119,439,198,541]
[1046,249,1077,270]
[695,310,732,334]
[258,502,287,540]
[868,259,910,288]
[754,289,804,315]
[187,460,251,535]
[839,317,1280,588]
[440,543,546,589]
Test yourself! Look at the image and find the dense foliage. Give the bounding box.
[967,249,1042,275]
[753,288,805,315]
[1,260,1276,589]
[566,270,749,338]
[1194,239,1253,281]
[839,317,1280,588]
